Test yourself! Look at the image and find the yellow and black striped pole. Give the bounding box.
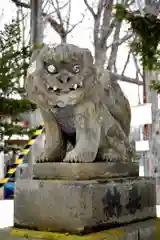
[0,122,44,188]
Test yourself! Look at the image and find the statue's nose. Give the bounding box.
[57,74,71,84]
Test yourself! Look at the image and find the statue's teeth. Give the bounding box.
[46,84,50,89]
[74,84,77,89]
[80,81,83,87]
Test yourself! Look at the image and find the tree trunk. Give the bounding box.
[30,0,43,46]
[29,0,44,177]
[145,70,160,177]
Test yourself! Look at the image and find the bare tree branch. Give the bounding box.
[43,13,66,41]
[91,0,116,67]
[107,21,122,70]
[117,33,133,45]
[11,0,30,9]
[44,1,69,14]
[92,0,115,49]
[87,0,133,69]
[121,49,131,75]
[107,33,133,49]
[110,72,143,85]
[106,31,133,70]
[92,0,105,46]
[66,0,72,33]
[42,0,49,12]
[67,14,85,34]
[0,9,4,24]
[11,0,142,88]
[84,0,105,47]
[132,52,143,79]
[100,0,114,48]
[51,0,63,26]
[83,0,96,18]
[93,16,100,46]
[100,18,116,46]
[97,0,104,17]
[11,0,84,43]
[49,0,66,42]
[113,63,117,73]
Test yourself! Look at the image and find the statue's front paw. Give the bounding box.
[36,152,49,163]
[63,150,95,163]
[99,151,122,162]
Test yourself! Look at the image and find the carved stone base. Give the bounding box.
[14,177,156,234]
[32,162,138,180]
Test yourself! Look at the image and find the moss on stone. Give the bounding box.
[11,228,126,240]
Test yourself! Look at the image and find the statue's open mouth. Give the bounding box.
[46,82,83,95]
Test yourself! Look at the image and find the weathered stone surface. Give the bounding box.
[138,219,156,240]
[26,44,132,164]
[1,219,157,239]
[32,162,138,180]
[14,177,156,234]
[16,164,30,180]
[155,177,160,206]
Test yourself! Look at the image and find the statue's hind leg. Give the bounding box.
[97,130,121,162]
[97,110,130,162]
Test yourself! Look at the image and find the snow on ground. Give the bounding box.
[0,200,13,228]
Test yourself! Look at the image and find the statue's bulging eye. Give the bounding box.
[46,64,57,74]
[72,64,80,73]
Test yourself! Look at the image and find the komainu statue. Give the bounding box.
[25,44,131,163]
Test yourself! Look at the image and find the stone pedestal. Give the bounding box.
[14,162,156,234]
[32,162,138,180]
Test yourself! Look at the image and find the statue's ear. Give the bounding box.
[26,45,49,76]
[82,48,93,65]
